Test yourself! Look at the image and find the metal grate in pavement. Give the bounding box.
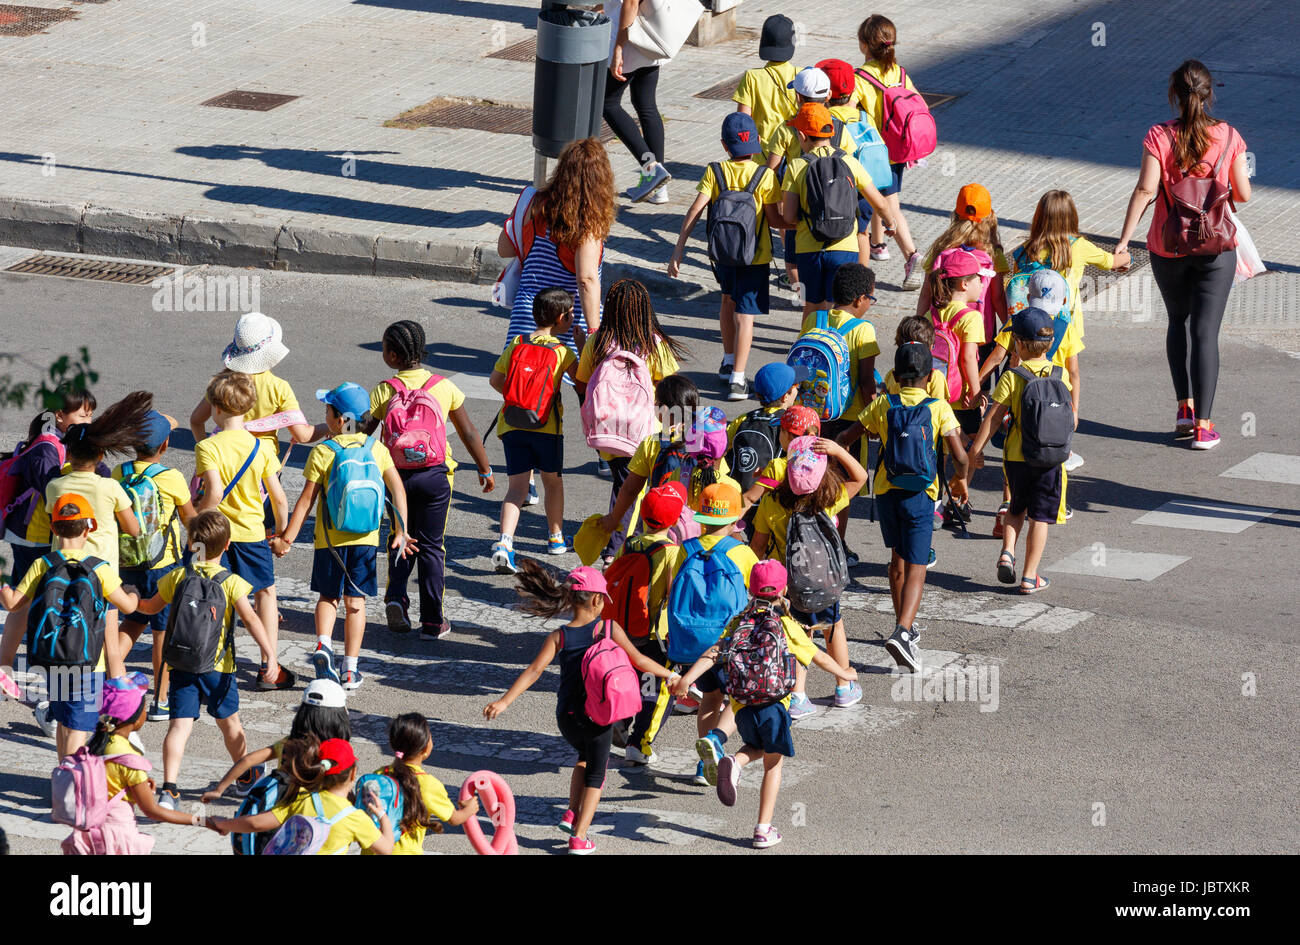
[386,97,615,142]
[0,4,78,36]
[486,37,536,61]
[4,254,175,285]
[921,91,962,109]
[695,75,743,101]
[200,90,300,111]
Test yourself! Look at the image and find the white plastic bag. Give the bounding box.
[493,186,535,309]
[1231,210,1265,283]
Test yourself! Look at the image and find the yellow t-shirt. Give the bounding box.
[1014,237,1115,339]
[800,309,881,418]
[720,608,817,711]
[782,145,873,254]
[670,531,758,586]
[752,486,852,564]
[370,371,466,475]
[993,315,1084,371]
[360,763,456,856]
[28,470,133,571]
[859,388,960,500]
[492,334,577,437]
[992,358,1073,464]
[157,561,252,674]
[194,429,282,544]
[111,463,190,571]
[853,60,916,133]
[245,371,303,460]
[271,789,381,855]
[16,548,121,671]
[754,454,788,492]
[883,368,947,402]
[765,105,859,166]
[302,434,396,549]
[626,433,733,539]
[102,734,150,805]
[733,61,798,149]
[696,159,782,266]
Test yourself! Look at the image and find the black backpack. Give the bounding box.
[801,147,858,246]
[25,555,107,668]
[1012,365,1074,467]
[785,510,849,613]
[706,163,769,268]
[162,567,232,673]
[727,409,782,493]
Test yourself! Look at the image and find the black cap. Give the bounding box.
[759,14,795,62]
[894,342,932,382]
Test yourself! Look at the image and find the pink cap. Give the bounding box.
[932,245,996,280]
[786,436,828,495]
[567,566,608,595]
[750,560,788,598]
[100,672,149,723]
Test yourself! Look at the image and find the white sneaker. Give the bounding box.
[646,183,669,204]
[624,744,657,765]
[869,243,890,261]
[901,252,924,290]
[32,701,55,737]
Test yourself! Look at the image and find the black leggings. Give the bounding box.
[1150,250,1237,420]
[603,66,664,166]
[557,709,612,788]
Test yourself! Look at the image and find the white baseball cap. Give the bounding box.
[787,66,831,100]
[302,679,347,708]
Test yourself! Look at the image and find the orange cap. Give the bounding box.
[787,102,836,138]
[955,183,992,222]
[693,483,744,525]
[50,493,96,530]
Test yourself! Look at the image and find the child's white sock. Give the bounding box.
[344,656,358,672]
[498,533,513,547]
[757,822,772,831]
[730,371,745,385]
[549,532,563,542]
[722,354,735,367]
[317,635,331,648]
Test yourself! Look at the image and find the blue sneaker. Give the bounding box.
[341,668,364,691]
[692,759,709,786]
[787,692,816,720]
[926,547,937,569]
[694,733,725,786]
[525,480,540,506]
[310,643,341,685]
[491,542,517,574]
[547,534,568,555]
[833,681,863,708]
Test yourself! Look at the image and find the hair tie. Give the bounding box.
[320,759,335,772]
[394,750,404,760]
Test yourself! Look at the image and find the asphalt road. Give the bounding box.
[0,252,1296,855]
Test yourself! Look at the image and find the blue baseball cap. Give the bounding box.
[1027,269,1070,317]
[721,112,762,158]
[138,410,175,452]
[1011,306,1055,341]
[753,362,809,404]
[316,383,370,423]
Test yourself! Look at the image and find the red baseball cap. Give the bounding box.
[781,404,821,437]
[815,59,856,98]
[641,483,686,532]
[318,738,357,773]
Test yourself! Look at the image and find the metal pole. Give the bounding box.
[533,151,548,189]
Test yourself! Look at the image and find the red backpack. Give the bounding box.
[931,304,977,403]
[601,539,672,640]
[0,433,63,520]
[502,337,563,430]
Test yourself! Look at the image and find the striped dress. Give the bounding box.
[505,231,602,353]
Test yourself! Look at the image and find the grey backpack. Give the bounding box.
[1012,365,1074,467]
[162,568,231,673]
[802,148,858,246]
[785,510,849,613]
[706,163,769,268]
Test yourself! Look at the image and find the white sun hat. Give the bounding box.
[222,312,289,374]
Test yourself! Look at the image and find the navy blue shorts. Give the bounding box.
[120,563,178,632]
[790,601,842,629]
[311,544,378,599]
[222,539,275,593]
[857,196,873,234]
[783,229,796,264]
[880,162,905,198]
[8,543,48,585]
[500,429,564,477]
[1004,460,1065,524]
[686,665,726,695]
[169,670,239,720]
[877,487,935,566]
[715,262,771,315]
[48,670,104,732]
[794,250,858,306]
[736,701,795,757]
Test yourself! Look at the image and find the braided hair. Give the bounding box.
[382,320,427,370]
[591,280,687,371]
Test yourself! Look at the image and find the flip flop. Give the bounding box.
[1019,574,1050,595]
[997,550,1017,585]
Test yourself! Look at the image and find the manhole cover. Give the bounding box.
[386,97,615,142]
[4,254,175,285]
[695,75,743,101]
[200,90,300,111]
[486,37,536,62]
[0,4,78,36]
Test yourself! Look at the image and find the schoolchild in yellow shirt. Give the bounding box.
[733,14,798,150]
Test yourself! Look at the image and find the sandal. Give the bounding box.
[1019,574,1050,595]
[997,550,1017,585]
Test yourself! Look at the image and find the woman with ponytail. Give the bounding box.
[1115,59,1252,451]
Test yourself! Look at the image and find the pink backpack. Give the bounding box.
[381,375,448,469]
[580,348,655,457]
[857,66,937,165]
[570,620,641,727]
[51,746,152,853]
[931,304,977,403]
[0,432,63,520]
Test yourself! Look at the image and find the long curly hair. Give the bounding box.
[533,138,616,248]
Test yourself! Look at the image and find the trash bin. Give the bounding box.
[533,1,612,159]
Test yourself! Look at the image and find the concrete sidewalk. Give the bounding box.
[0,0,1297,313]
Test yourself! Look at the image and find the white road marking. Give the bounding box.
[1045,547,1189,582]
[1133,498,1277,533]
[1218,452,1300,486]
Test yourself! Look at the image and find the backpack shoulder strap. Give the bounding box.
[814,309,830,330]
[122,461,135,479]
[708,162,725,194]
[895,66,909,88]
[386,375,409,395]
[841,317,867,336]
[1010,365,1035,383]
[856,66,887,92]
[1048,365,1064,381]
[743,164,767,195]
[419,374,443,393]
[887,393,901,409]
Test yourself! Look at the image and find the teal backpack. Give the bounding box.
[321,434,385,535]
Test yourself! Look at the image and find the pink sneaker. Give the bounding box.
[558,809,575,835]
[0,668,21,700]
[568,835,595,855]
[1174,404,1195,439]
[753,825,783,849]
[1191,422,1220,451]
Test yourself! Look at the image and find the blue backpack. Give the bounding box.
[232,768,288,856]
[844,109,893,190]
[787,310,867,421]
[1006,243,1075,360]
[882,395,939,493]
[666,537,748,665]
[322,433,385,535]
[25,555,107,669]
[354,771,405,835]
